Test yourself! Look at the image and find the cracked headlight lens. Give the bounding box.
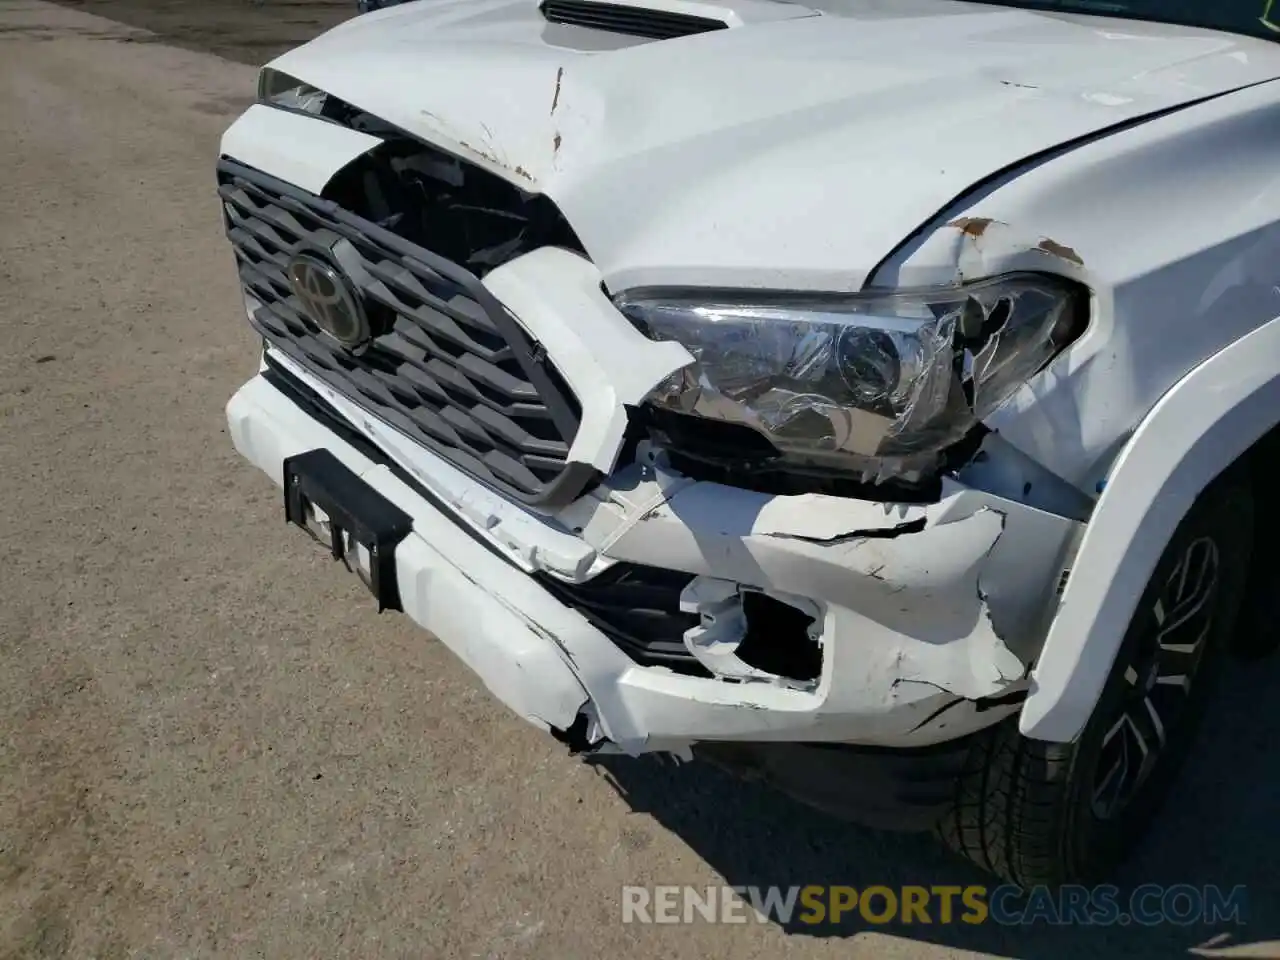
[257,68,328,115]
[615,274,1084,482]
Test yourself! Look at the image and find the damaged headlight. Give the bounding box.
[615,274,1085,482]
[257,68,329,115]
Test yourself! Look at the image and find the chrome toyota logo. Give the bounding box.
[286,253,369,348]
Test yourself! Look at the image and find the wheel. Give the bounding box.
[939,469,1254,886]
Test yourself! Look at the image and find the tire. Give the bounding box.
[938,469,1254,887]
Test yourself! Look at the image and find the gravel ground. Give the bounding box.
[2,0,1278,956]
[40,0,355,64]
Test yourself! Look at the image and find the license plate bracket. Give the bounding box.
[282,449,413,612]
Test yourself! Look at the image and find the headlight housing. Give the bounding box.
[615,274,1085,484]
[257,68,329,115]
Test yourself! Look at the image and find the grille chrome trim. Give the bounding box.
[218,157,595,507]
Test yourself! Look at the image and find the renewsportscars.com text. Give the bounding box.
[621,884,1249,927]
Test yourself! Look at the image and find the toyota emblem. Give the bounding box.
[286,253,370,349]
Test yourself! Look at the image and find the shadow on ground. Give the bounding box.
[596,659,1280,958]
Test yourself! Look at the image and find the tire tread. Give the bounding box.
[940,722,1075,887]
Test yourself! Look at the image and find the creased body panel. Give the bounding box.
[1023,315,1280,742]
[270,1,1280,291]
[871,77,1280,492]
[236,347,1084,748]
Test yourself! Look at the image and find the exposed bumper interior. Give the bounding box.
[229,355,1083,753]
[219,101,1090,755]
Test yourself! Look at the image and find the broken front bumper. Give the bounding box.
[227,358,1082,754]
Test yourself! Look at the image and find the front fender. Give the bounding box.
[1020,313,1280,743]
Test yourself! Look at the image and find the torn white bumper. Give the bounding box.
[227,368,1083,753]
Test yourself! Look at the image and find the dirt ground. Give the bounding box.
[1,0,1277,957]
[38,0,355,64]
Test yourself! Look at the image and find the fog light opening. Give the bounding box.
[734,591,821,683]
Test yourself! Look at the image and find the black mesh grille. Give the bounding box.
[537,566,711,677]
[539,0,728,38]
[218,158,593,507]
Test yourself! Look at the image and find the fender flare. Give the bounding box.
[1019,314,1280,743]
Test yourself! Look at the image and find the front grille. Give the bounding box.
[539,0,728,38]
[218,158,593,507]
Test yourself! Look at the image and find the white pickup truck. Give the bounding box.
[218,0,1280,886]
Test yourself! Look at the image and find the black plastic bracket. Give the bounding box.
[283,448,413,612]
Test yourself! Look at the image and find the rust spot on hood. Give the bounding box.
[551,66,564,115]
[1036,237,1084,266]
[457,140,535,184]
[950,216,999,239]
[947,217,1085,270]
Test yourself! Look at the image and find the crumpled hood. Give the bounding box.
[270,0,1280,291]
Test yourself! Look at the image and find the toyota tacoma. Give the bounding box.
[217,0,1280,885]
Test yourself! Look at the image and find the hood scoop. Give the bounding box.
[538,0,817,39]
[540,0,726,38]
